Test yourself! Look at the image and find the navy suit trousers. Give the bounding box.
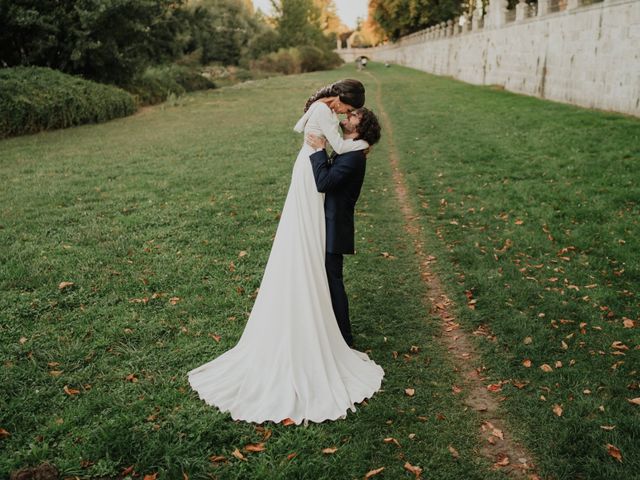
[325,252,352,347]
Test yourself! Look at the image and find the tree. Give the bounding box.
[370,0,464,41]
[270,0,330,50]
[0,0,188,84]
[185,0,261,65]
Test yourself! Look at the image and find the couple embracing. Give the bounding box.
[188,79,384,425]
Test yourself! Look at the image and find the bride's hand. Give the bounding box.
[306,133,326,150]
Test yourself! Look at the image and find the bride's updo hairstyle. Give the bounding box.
[303,79,365,112]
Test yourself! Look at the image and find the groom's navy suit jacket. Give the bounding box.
[309,149,366,255]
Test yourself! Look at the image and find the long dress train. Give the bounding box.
[187,101,384,424]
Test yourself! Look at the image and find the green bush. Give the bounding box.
[321,49,344,70]
[250,46,343,75]
[298,45,326,72]
[0,67,136,139]
[251,48,302,75]
[126,65,215,106]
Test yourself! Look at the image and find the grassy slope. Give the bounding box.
[1,69,505,479]
[365,62,640,480]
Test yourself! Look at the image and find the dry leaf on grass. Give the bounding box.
[209,455,226,463]
[606,444,623,462]
[405,388,415,397]
[63,385,80,395]
[553,404,563,417]
[364,467,385,479]
[231,448,246,461]
[244,443,266,453]
[611,341,629,350]
[322,447,338,454]
[121,466,135,475]
[383,437,400,447]
[403,461,423,477]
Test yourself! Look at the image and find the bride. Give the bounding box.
[188,79,384,425]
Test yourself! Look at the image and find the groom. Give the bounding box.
[306,108,382,347]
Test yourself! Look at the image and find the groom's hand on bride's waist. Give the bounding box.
[305,133,326,151]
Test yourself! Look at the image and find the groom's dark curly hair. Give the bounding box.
[354,108,381,147]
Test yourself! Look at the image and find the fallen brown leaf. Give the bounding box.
[403,461,423,477]
[63,385,80,395]
[540,364,553,373]
[627,397,640,406]
[322,447,338,454]
[405,388,415,397]
[553,404,563,417]
[58,281,74,290]
[606,443,623,462]
[121,466,135,475]
[0,428,10,438]
[364,467,385,479]
[143,473,158,480]
[282,417,295,426]
[286,452,297,460]
[448,445,460,458]
[231,448,246,461]
[383,437,400,447]
[244,443,265,453]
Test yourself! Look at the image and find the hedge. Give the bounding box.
[0,67,136,138]
[126,65,216,106]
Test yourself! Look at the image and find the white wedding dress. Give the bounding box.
[188,102,385,424]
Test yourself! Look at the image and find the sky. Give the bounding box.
[252,0,369,29]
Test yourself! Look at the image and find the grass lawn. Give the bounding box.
[365,63,640,479]
[1,68,506,479]
[2,61,638,480]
